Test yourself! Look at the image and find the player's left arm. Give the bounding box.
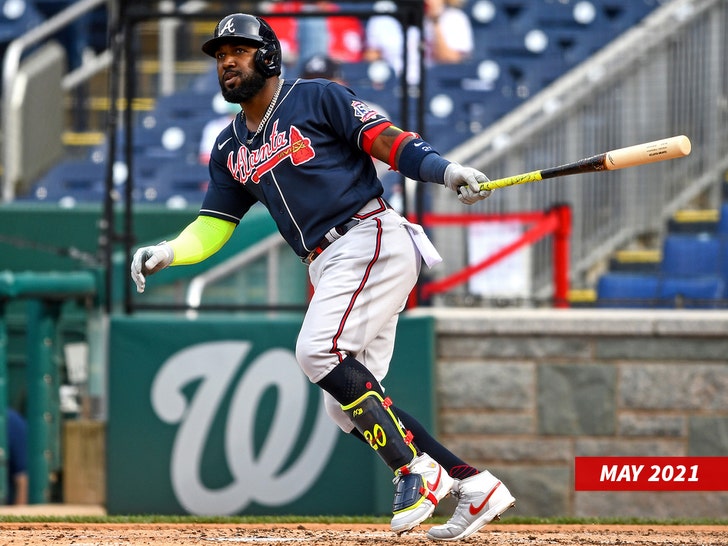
[363,124,492,205]
[130,215,236,293]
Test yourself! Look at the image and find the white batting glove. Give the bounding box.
[130,242,174,293]
[443,163,493,205]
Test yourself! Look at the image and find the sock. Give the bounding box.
[348,405,479,479]
[392,405,479,480]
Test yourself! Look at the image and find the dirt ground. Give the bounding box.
[0,522,726,546]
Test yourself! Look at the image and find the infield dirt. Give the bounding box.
[0,523,726,545]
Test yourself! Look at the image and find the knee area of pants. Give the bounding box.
[295,342,329,382]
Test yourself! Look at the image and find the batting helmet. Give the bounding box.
[201,13,282,78]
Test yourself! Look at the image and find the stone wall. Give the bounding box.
[412,308,728,519]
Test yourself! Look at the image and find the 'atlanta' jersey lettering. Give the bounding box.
[226,122,315,184]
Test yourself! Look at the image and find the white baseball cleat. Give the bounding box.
[390,453,455,534]
[426,470,515,541]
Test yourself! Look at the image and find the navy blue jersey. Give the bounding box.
[201,78,391,257]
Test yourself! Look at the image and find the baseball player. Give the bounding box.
[131,13,515,540]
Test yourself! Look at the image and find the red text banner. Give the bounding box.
[575,457,728,491]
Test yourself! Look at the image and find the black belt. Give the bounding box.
[303,198,392,265]
[303,217,361,265]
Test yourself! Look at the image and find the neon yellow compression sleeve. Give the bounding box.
[167,215,236,265]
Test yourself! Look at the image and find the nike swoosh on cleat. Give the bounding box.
[468,481,501,516]
[426,466,442,491]
[218,137,233,150]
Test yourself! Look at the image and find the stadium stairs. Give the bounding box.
[591,180,728,309]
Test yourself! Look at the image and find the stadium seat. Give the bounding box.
[721,238,728,298]
[658,276,724,309]
[498,55,568,97]
[341,60,400,123]
[189,65,219,94]
[717,202,728,235]
[532,1,579,27]
[343,60,398,93]
[0,0,44,41]
[597,0,657,32]
[23,159,107,204]
[548,26,616,66]
[149,163,210,208]
[596,272,660,308]
[0,0,44,61]
[423,113,470,153]
[608,249,661,274]
[133,119,204,164]
[660,234,721,277]
[667,209,719,235]
[150,91,221,123]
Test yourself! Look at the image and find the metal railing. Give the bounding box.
[433,0,728,303]
[185,232,287,317]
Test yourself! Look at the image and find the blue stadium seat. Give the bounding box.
[133,119,204,163]
[458,88,505,134]
[423,61,512,150]
[660,234,721,277]
[189,65,219,94]
[427,61,490,90]
[548,26,615,66]
[498,55,568,97]
[717,202,728,235]
[423,113,470,153]
[341,61,400,123]
[721,238,728,299]
[23,159,106,204]
[480,27,535,57]
[658,276,724,309]
[0,0,44,54]
[148,163,210,208]
[342,61,397,88]
[596,272,660,308]
[532,1,579,27]
[151,91,221,123]
[596,0,657,32]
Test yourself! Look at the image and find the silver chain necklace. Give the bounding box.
[243,78,284,145]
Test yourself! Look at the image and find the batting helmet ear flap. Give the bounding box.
[255,45,281,78]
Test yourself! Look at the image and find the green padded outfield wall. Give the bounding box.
[107,314,435,516]
[0,204,200,272]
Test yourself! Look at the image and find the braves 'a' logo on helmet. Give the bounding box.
[218,17,236,36]
[201,13,282,77]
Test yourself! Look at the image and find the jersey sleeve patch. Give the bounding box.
[351,100,381,123]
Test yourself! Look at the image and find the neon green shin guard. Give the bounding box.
[342,391,418,471]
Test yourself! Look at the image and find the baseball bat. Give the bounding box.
[478,135,692,191]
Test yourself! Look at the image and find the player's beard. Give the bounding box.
[219,69,267,104]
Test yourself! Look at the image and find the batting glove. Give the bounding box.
[130,242,174,293]
[443,163,492,205]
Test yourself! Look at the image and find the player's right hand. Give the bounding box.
[131,242,174,293]
[443,163,492,205]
